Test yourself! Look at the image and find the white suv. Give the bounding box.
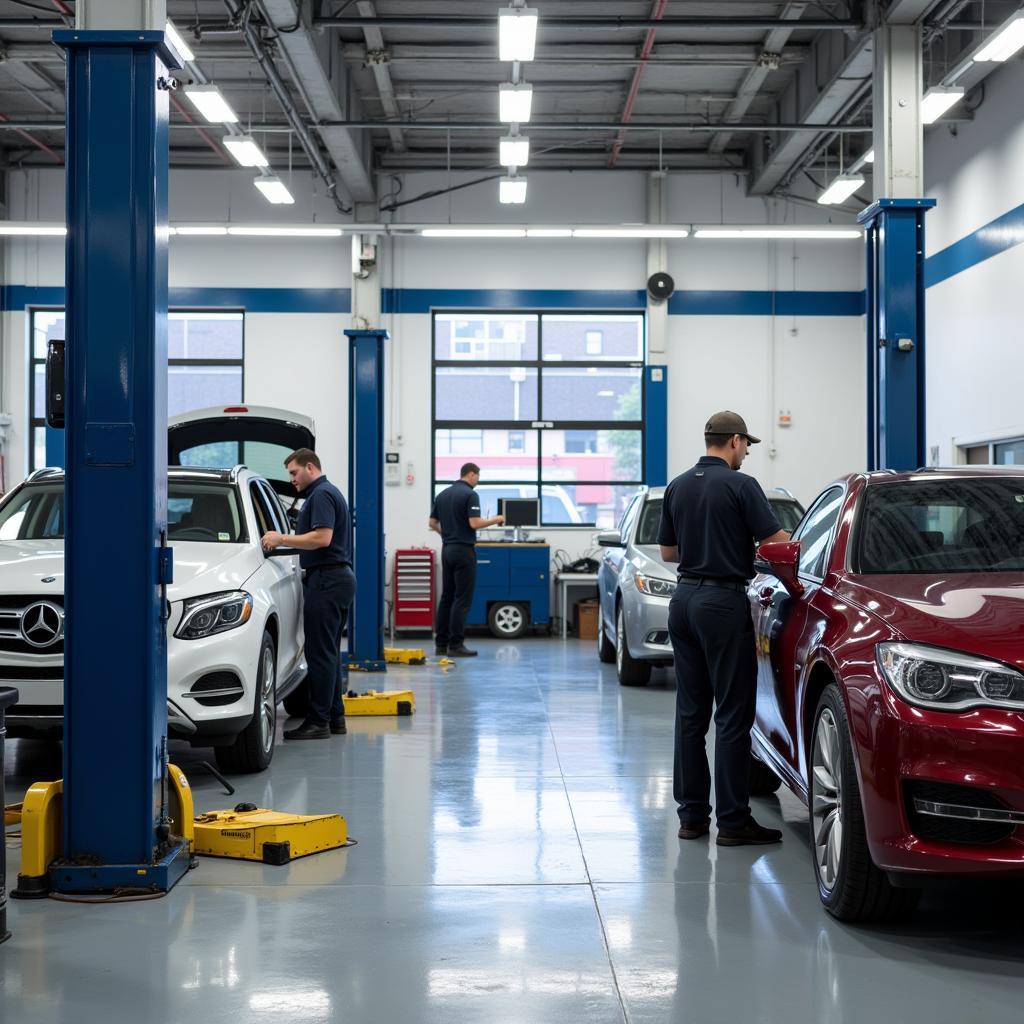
[0,463,307,773]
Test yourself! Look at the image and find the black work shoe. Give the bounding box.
[330,716,347,735]
[716,817,783,847]
[435,645,448,656]
[678,821,711,840]
[447,644,478,657]
[284,719,330,740]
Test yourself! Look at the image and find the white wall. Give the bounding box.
[925,57,1024,463]
[0,166,866,586]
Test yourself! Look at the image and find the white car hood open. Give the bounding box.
[0,540,260,602]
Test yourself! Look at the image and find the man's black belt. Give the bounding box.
[306,562,352,575]
[676,576,747,593]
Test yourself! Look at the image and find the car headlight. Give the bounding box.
[174,591,253,640]
[876,642,1024,711]
[634,573,676,598]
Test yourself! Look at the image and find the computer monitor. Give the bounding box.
[499,497,539,528]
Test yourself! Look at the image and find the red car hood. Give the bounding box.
[838,573,1024,670]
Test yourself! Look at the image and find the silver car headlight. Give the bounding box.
[174,591,253,641]
[876,642,1024,711]
[634,573,676,598]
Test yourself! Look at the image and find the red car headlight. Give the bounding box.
[877,641,1024,711]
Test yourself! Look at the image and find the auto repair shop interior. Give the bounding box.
[1,1,1024,1021]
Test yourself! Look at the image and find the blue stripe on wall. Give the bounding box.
[382,288,647,313]
[668,289,865,316]
[924,199,1024,288]
[0,285,352,314]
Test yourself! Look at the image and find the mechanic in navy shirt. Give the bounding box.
[428,462,505,657]
[657,411,789,846]
[262,448,355,740]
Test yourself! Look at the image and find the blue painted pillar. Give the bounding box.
[44,425,64,469]
[345,329,388,672]
[52,29,188,894]
[644,365,668,486]
[858,198,936,472]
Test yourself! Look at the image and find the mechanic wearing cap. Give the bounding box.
[657,411,790,846]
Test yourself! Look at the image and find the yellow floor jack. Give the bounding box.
[9,765,350,894]
[343,688,416,716]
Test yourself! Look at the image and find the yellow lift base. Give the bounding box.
[193,805,348,864]
[343,688,415,716]
[383,647,427,665]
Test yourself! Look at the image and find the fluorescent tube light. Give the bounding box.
[253,176,295,205]
[227,226,343,237]
[817,174,865,205]
[920,87,964,125]
[183,85,238,124]
[0,223,66,236]
[499,176,528,204]
[694,227,861,240]
[420,229,527,238]
[499,83,533,123]
[173,226,229,236]
[165,20,194,63]
[526,228,572,237]
[499,135,530,167]
[223,135,269,168]
[974,13,1024,61]
[498,7,538,62]
[572,227,689,238]
[863,148,875,163]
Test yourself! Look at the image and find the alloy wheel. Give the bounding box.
[811,707,843,893]
[616,607,624,672]
[494,604,524,635]
[259,645,276,755]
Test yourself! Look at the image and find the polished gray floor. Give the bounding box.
[3,639,1023,1023]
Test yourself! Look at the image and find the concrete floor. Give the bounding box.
[3,638,1024,1023]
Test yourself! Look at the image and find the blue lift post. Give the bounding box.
[859,197,936,472]
[49,29,189,894]
[346,329,388,672]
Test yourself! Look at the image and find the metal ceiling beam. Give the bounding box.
[748,28,874,195]
[315,16,863,31]
[256,0,376,203]
[708,2,807,156]
[355,0,404,152]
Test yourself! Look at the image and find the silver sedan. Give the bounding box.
[596,487,805,685]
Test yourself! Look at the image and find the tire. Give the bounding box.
[749,752,783,795]
[282,678,310,718]
[489,602,528,639]
[215,632,277,775]
[615,602,651,686]
[809,684,919,923]
[596,605,615,663]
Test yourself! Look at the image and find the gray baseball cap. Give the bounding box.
[704,410,762,445]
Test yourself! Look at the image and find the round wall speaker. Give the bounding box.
[647,272,675,301]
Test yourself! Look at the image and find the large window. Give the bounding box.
[29,309,244,470]
[432,311,645,527]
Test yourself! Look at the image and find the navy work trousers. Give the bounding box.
[436,544,476,647]
[668,582,757,830]
[302,565,356,725]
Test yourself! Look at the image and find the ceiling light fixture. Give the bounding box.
[223,135,269,168]
[421,228,528,238]
[226,226,343,237]
[526,228,572,237]
[499,176,529,204]
[974,12,1024,61]
[499,83,533,123]
[499,135,530,167]
[498,7,539,62]
[863,148,875,163]
[920,86,965,125]
[817,174,865,205]
[572,227,689,238]
[253,176,296,205]
[694,227,862,239]
[183,85,238,124]
[165,20,194,63]
[0,223,66,236]
[173,226,229,236]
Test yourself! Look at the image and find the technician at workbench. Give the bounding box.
[429,462,504,658]
[262,448,354,741]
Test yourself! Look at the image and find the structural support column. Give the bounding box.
[860,22,933,471]
[346,328,388,671]
[351,233,382,328]
[52,16,189,893]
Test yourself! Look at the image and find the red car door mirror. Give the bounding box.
[757,540,805,597]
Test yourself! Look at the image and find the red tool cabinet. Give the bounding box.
[393,548,436,634]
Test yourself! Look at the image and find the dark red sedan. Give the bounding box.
[750,468,1024,922]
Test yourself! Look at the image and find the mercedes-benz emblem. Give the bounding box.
[20,601,64,649]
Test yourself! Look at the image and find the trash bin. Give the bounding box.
[0,686,18,944]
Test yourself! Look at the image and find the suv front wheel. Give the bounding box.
[215,631,277,774]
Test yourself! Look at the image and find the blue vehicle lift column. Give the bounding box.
[50,22,189,894]
[346,329,388,672]
[861,17,935,472]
